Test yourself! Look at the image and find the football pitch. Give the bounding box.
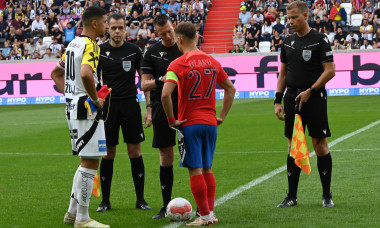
[0,95,379,227]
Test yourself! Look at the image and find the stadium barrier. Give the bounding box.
[1,50,380,105]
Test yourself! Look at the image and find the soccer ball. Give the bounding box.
[166,198,193,222]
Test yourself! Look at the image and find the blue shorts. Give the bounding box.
[180,124,217,169]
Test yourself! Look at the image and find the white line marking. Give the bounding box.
[162,119,380,228]
[330,148,380,152]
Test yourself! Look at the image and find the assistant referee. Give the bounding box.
[274,1,336,208]
[96,13,151,212]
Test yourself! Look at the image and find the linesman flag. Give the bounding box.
[290,114,311,174]
[92,172,100,198]
[290,89,311,174]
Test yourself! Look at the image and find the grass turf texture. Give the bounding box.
[0,96,379,227]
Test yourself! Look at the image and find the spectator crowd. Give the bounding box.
[1,0,379,58]
[230,0,380,53]
[0,0,211,60]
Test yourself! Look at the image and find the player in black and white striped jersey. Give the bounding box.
[50,6,110,228]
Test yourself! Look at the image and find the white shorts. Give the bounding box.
[67,118,107,157]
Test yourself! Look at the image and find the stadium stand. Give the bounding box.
[351,13,364,27]
[258,40,270,52]
[224,0,380,53]
[1,0,380,57]
[43,36,53,47]
[341,3,352,25]
[0,0,212,59]
[199,0,242,53]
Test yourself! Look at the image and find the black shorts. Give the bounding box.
[103,97,145,146]
[284,89,331,138]
[151,100,178,148]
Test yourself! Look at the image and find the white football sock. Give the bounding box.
[68,166,80,215]
[75,167,96,221]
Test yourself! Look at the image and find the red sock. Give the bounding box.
[203,173,216,212]
[190,174,210,216]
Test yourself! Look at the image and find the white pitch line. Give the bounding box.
[162,119,380,228]
[330,148,380,152]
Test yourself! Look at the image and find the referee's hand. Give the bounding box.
[95,98,105,109]
[295,90,311,112]
[144,108,152,128]
[275,103,285,121]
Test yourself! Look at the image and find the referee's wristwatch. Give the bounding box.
[92,98,100,104]
[309,86,315,94]
[155,76,164,86]
[146,103,152,109]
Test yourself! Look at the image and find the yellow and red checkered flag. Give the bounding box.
[92,172,100,198]
[290,113,311,174]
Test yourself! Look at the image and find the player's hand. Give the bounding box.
[95,98,105,109]
[144,108,152,128]
[274,103,285,121]
[169,119,187,128]
[161,75,167,82]
[295,90,311,111]
[216,116,224,125]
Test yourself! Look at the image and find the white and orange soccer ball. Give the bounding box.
[166,198,193,222]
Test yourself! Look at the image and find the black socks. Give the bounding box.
[130,156,145,201]
[317,153,332,197]
[100,158,114,202]
[160,165,173,207]
[287,155,301,198]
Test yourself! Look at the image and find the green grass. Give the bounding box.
[0,96,379,227]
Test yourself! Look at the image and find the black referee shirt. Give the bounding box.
[141,42,182,103]
[281,29,333,90]
[98,41,143,100]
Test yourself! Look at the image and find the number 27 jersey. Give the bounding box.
[57,35,100,99]
[166,50,228,127]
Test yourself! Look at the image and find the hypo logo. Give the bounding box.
[249,91,270,98]
[359,88,380,95]
[218,91,241,99]
[98,140,107,152]
[60,96,66,103]
[7,97,27,105]
[35,96,56,104]
[139,93,146,101]
[328,89,350,96]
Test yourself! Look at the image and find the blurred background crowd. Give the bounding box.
[0,0,210,60]
[1,0,379,60]
[231,0,380,53]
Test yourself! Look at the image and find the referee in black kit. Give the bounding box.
[96,13,152,212]
[274,1,336,208]
[141,14,183,219]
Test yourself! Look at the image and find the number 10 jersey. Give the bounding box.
[57,35,101,100]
